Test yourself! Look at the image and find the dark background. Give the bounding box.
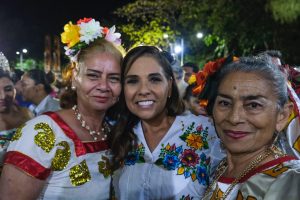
[0,0,131,63]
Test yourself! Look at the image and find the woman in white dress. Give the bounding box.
[0,18,123,199]
[111,46,222,200]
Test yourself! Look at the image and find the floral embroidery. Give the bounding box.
[155,143,182,170]
[124,143,145,165]
[180,122,209,150]
[155,122,211,185]
[180,149,199,167]
[196,154,210,185]
[98,155,112,178]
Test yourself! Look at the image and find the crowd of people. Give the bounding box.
[0,17,300,200]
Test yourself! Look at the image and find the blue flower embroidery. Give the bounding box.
[163,154,180,170]
[124,143,145,166]
[125,152,139,166]
[196,165,209,185]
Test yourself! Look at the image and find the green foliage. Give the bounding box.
[115,0,300,65]
[15,58,43,71]
[120,19,176,50]
[267,0,300,23]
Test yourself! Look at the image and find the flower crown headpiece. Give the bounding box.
[61,17,121,62]
[188,56,239,107]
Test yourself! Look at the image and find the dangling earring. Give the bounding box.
[270,131,285,158]
[71,85,76,91]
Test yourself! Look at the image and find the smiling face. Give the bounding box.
[0,77,16,113]
[212,71,288,155]
[74,51,121,112]
[124,56,172,121]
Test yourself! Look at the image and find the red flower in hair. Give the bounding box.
[192,58,226,96]
[102,27,109,35]
[77,17,92,24]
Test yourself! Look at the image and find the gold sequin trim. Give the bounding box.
[69,160,91,186]
[11,124,25,141]
[51,141,71,171]
[98,155,112,178]
[34,123,56,153]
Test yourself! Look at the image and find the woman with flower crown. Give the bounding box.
[110,46,223,199]
[199,56,300,200]
[0,18,123,199]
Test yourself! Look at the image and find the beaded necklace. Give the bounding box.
[72,105,110,141]
[203,148,273,200]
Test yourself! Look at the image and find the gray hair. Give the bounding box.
[205,56,288,115]
[228,56,287,107]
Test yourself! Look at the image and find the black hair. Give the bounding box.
[182,62,199,73]
[111,46,185,169]
[26,69,55,94]
[0,69,13,81]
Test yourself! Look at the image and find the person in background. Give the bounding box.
[0,17,123,199]
[111,46,222,199]
[165,52,188,97]
[183,84,207,116]
[0,69,33,173]
[199,56,300,199]
[182,62,199,83]
[11,69,33,108]
[20,69,61,115]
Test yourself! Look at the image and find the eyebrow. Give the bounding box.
[4,85,13,89]
[217,93,267,101]
[86,69,120,75]
[125,72,162,78]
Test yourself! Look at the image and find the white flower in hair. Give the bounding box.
[78,19,103,44]
[105,25,121,45]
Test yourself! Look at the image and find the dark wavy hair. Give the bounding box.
[110,46,185,169]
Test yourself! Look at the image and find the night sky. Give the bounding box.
[0,0,132,64]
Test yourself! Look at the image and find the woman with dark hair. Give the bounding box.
[21,69,61,115]
[0,69,32,173]
[0,18,123,199]
[199,56,300,199]
[111,46,221,199]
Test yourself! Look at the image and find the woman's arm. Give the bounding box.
[0,164,45,200]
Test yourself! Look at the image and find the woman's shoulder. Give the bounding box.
[17,106,34,120]
[21,112,59,129]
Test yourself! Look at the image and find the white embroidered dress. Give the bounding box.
[113,113,224,200]
[5,112,112,200]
